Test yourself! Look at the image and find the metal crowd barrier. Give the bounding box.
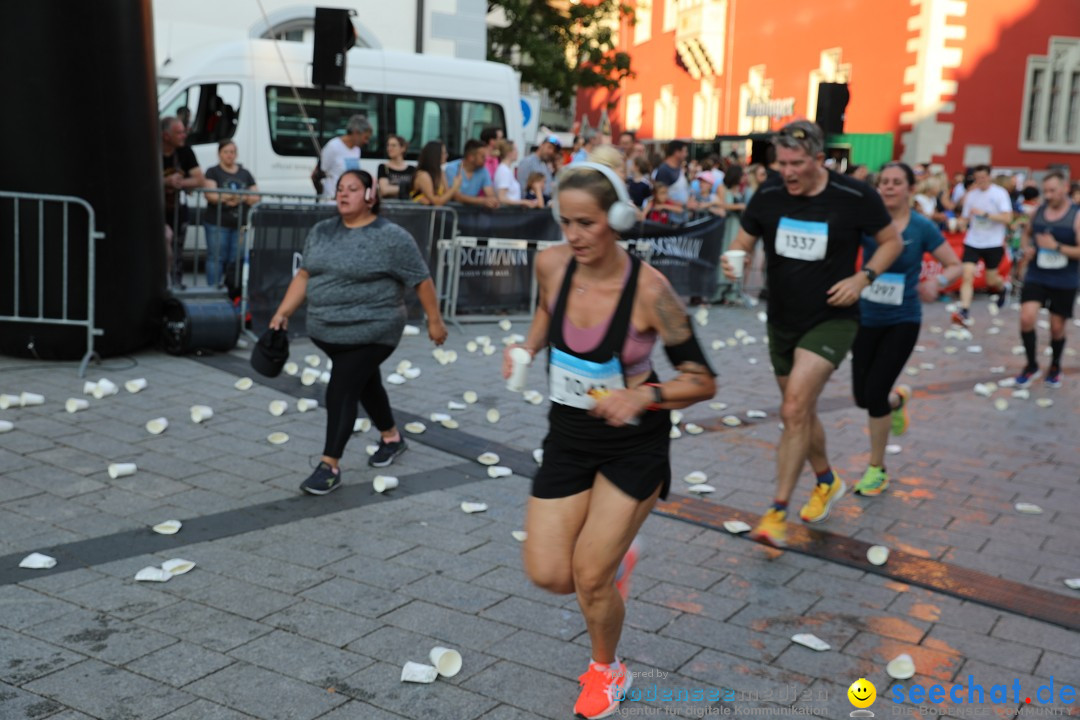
[0,191,104,376]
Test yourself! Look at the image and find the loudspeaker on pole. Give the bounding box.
[815,83,850,135]
[312,7,357,87]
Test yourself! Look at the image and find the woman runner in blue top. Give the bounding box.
[851,162,961,496]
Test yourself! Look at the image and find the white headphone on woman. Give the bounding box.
[551,161,639,233]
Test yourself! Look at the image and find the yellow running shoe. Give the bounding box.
[573,660,632,719]
[799,474,847,523]
[854,466,889,496]
[891,385,911,436]
[748,508,788,548]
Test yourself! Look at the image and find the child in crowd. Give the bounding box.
[523,171,547,208]
[643,182,684,225]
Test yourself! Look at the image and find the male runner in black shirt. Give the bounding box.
[722,121,902,547]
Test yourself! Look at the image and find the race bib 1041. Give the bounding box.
[548,348,625,410]
[776,217,828,261]
[1036,249,1068,270]
[861,272,905,306]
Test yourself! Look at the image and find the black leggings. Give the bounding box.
[851,323,920,418]
[311,338,396,459]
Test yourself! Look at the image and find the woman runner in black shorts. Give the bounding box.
[502,162,716,719]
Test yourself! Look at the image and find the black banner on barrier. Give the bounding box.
[246,204,446,337]
[628,215,726,300]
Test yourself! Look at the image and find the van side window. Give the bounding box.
[160,83,242,146]
[387,95,505,161]
[266,86,381,156]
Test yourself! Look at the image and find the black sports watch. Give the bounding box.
[862,267,878,283]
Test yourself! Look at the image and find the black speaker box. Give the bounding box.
[312,8,355,87]
[816,83,850,135]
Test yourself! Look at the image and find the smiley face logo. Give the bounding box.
[848,678,877,709]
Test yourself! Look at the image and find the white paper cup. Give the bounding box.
[190,405,213,423]
[65,398,89,413]
[947,217,958,233]
[268,400,288,416]
[300,368,320,386]
[0,394,19,410]
[82,381,97,395]
[723,250,747,279]
[108,462,137,479]
[400,661,438,684]
[0,420,14,433]
[373,475,398,493]
[506,347,532,392]
[146,417,169,435]
[283,361,300,376]
[92,379,118,399]
[124,378,148,393]
[297,398,319,412]
[429,646,463,677]
[19,392,45,406]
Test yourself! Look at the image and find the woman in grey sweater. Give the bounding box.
[270,170,448,494]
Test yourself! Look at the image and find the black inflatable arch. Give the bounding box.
[0,0,165,359]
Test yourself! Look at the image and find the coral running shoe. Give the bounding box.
[748,508,788,548]
[854,466,889,497]
[950,308,971,327]
[891,385,911,436]
[614,538,641,602]
[800,474,847,523]
[574,660,632,719]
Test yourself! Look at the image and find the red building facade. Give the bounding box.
[577,0,1080,173]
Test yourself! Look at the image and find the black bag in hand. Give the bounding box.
[311,162,326,195]
[251,328,289,378]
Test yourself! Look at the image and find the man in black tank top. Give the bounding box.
[1015,172,1080,388]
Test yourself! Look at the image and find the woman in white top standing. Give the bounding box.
[494,139,541,208]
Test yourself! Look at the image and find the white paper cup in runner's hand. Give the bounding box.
[506,347,532,392]
[429,647,462,677]
[373,475,398,493]
[65,398,89,413]
[723,250,747,278]
[108,462,137,479]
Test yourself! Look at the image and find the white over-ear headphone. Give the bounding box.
[551,161,639,233]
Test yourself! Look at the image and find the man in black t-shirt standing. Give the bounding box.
[162,116,203,286]
[722,121,902,547]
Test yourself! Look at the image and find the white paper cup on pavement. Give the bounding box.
[0,420,14,433]
[301,368,320,386]
[82,381,97,395]
[297,398,319,412]
[190,405,213,423]
[19,392,45,406]
[429,646,462,677]
[373,475,398,493]
[146,417,169,435]
[268,400,288,416]
[506,347,532,392]
[92,379,118,399]
[108,462,137,479]
[65,398,89,413]
[400,661,438,684]
[125,378,148,393]
[723,250,747,278]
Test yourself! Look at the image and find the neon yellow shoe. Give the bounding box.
[799,474,847,523]
[748,508,788,548]
[891,385,911,436]
[854,466,889,497]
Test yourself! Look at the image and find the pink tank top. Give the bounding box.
[549,258,658,376]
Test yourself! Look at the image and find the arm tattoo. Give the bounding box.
[654,280,692,345]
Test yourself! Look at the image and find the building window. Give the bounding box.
[663,0,677,33]
[1068,72,1080,144]
[1020,37,1080,152]
[625,93,643,131]
[634,0,652,45]
[653,85,678,139]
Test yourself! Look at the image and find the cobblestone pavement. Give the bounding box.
[0,295,1077,720]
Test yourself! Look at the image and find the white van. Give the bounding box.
[157,39,524,195]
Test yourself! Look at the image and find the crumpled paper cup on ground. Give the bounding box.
[125,378,148,393]
[19,552,57,569]
[400,661,438,683]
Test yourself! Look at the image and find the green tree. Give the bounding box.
[487,0,635,109]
